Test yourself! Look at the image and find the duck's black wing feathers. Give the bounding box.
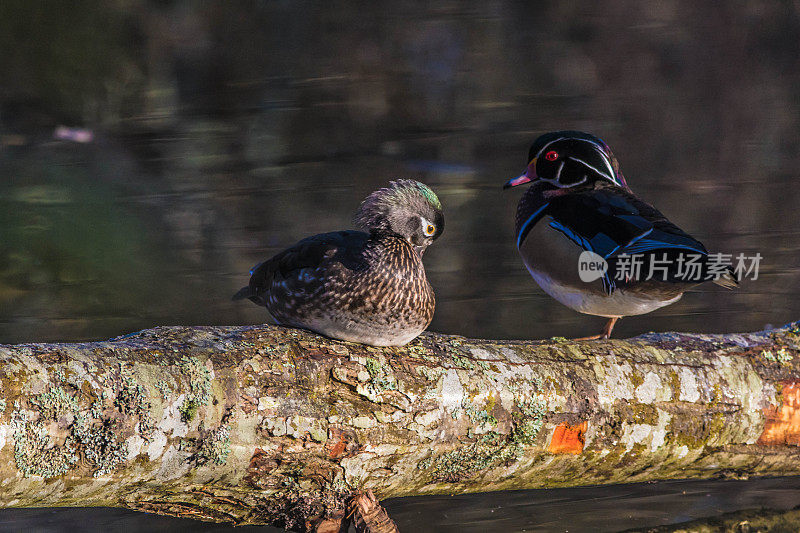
[233,231,370,305]
[540,185,735,292]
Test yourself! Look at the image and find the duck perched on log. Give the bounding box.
[504,130,737,339]
[234,180,444,346]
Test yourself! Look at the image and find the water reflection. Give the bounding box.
[382,476,800,532]
[1,476,800,532]
[1,1,800,530]
[2,2,800,343]
[2,2,799,344]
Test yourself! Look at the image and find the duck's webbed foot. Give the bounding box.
[573,317,619,340]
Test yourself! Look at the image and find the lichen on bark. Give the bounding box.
[0,322,799,531]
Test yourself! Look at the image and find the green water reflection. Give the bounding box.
[2,2,799,344]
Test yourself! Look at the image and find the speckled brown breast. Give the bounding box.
[265,233,435,346]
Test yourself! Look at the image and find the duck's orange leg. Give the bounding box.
[573,317,619,341]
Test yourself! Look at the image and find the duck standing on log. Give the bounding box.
[234,180,444,346]
[504,130,737,339]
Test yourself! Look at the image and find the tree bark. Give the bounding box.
[1,322,800,531]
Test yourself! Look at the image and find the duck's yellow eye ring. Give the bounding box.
[424,224,436,236]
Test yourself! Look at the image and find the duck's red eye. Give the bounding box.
[545,151,559,161]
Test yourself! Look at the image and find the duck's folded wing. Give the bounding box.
[545,188,711,293]
[235,231,369,304]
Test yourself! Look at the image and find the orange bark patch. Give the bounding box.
[759,382,800,446]
[327,434,348,459]
[325,427,358,459]
[243,448,278,489]
[548,421,588,454]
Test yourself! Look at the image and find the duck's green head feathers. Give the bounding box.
[354,179,444,253]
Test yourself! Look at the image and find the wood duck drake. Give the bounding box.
[233,180,444,346]
[504,131,737,339]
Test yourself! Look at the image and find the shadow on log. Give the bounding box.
[1,322,800,531]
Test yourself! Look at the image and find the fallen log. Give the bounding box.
[1,323,800,531]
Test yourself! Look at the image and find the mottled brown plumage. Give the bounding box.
[234,180,443,346]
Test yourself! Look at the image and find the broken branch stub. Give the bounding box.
[0,323,800,531]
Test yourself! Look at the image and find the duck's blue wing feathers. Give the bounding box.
[547,188,706,257]
[543,186,710,292]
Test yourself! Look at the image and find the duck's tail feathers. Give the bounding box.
[233,285,269,306]
[232,286,254,301]
[713,267,739,290]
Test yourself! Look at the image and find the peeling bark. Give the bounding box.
[350,490,399,533]
[1,323,800,531]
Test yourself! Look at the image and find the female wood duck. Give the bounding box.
[504,131,737,339]
[234,180,444,346]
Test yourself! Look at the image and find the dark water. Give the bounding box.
[2,477,800,532]
[2,1,800,531]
